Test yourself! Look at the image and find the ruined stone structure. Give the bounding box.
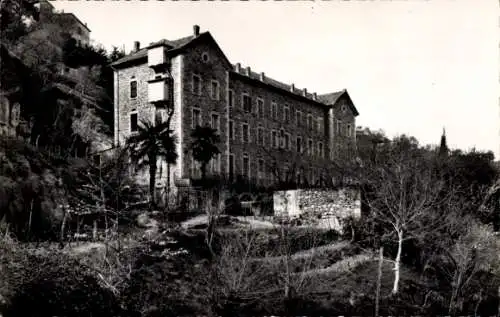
[111,25,360,194]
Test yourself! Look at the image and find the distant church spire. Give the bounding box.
[439,127,448,157]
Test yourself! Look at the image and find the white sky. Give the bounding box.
[52,0,499,159]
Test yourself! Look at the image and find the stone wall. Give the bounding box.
[274,187,361,232]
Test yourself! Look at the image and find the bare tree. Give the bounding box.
[432,220,500,316]
[362,137,454,295]
[214,229,273,315]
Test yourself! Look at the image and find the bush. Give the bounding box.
[0,238,125,317]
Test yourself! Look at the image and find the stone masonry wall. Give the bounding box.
[229,72,331,185]
[274,188,361,232]
[181,37,229,179]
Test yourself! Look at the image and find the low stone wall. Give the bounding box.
[274,188,361,232]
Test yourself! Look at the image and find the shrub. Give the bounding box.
[0,238,125,317]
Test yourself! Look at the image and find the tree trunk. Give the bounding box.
[166,162,170,213]
[201,163,207,182]
[392,230,403,295]
[28,199,34,237]
[93,220,97,240]
[59,207,68,249]
[449,271,463,316]
[375,246,384,317]
[149,161,157,211]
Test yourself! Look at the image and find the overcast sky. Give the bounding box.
[53,0,499,158]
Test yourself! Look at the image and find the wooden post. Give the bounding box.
[375,246,384,317]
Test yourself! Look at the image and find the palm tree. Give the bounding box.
[190,125,221,182]
[126,119,177,210]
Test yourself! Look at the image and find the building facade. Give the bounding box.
[37,0,91,46]
[111,25,359,192]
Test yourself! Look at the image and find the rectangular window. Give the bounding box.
[279,129,285,148]
[308,138,313,156]
[210,154,221,174]
[257,126,264,146]
[258,158,265,179]
[130,112,138,132]
[271,102,277,120]
[296,136,302,153]
[242,123,249,143]
[242,94,252,112]
[228,89,234,108]
[192,108,201,128]
[229,120,234,140]
[243,153,250,179]
[192,74,202,95]
[307,114,313,130]
[284,105,290,123]
[257,98,264,118]
[190,157,201,178]
[229,154,234,179]
[296,110,301,126]
[318,142,324,158]
[272,130,277,148]
[211,113,220,133]
[347,123,352,137]
[336,119,341,135]
[284,133,290,150]
[130,80,137,99]
[210,80,220,100]
[317,117,324,134]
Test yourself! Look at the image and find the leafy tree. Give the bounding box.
[0,0,38,43]
[126,119,177,210]
[439,128,449,158]
[190,125,221,181]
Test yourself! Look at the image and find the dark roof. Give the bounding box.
[319,89,359,116]
[109,30,359,114]
[318,90,345,105]
[230,66,331,106]
[110,34,198,67]
[232,66,316,99]
[57,13,91,32]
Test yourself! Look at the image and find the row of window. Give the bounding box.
[192,107,325,157]
[230,89,326,133]
[227,153,326,184]
[230,121,325,158]
[192,74,326,133]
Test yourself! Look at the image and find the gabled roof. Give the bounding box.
[110,32,232,69]
[318,90,345,105]
[109,29,359,116]
[319,89,359,116]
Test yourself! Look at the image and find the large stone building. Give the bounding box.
[111,25,359,192]
[37,0,91,46]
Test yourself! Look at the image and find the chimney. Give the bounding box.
[133,41,140,52]
[246,66,251,76]
[235,63,241,73]
[290,84,295,92]
[313,92,317,100]
[303,88,308,96]
[193,25,200,37]
[260,72,265,81]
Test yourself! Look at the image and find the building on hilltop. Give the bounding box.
[37,0,91,46]
[111,25,359,195]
